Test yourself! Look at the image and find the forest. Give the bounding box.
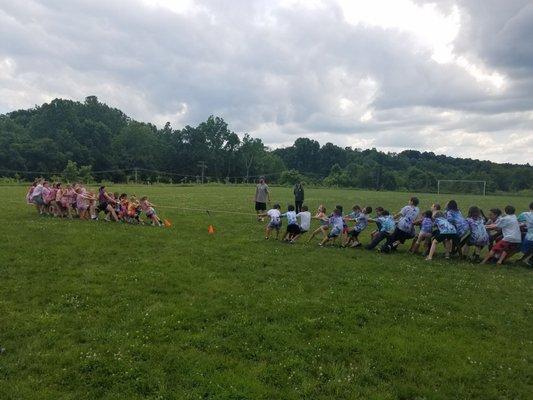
[0,96,531,193]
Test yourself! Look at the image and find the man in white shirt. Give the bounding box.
[482,205,522,265]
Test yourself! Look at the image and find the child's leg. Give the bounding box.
[481,249,495,264]
[425,239,438,260]
[151,214,161,225]
[265,226,271,239]
[307,227,320,241]
[107,205,119,221]
[496,251,508,265]
[319,236,330,246]
[444,239,452,258]
[365,232,387,250]
[409,235,419,252]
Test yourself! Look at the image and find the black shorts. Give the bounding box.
[255,202,266,211]
[434,233,458,243]
[287,224,300,234]
[392,228,415,243]
[97,202,108,213]
[349,229,361,238]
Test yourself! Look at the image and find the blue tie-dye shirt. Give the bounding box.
[445,210,469,236]
[435,217,457,235]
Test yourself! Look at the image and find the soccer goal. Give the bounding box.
[437,180,487,196]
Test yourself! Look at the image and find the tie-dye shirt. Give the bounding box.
[435,217,457,235]
[445,210,469,236]
[518,211,533,241]
[467,217,489,245]
[378,215,396,234]
[420,217,434,234]
[397,205,419,233]
[283,211,298,225]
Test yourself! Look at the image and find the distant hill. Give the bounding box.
[1,96,531,193]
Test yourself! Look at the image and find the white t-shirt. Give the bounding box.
[32,184,43,198]
[267,209,281,224]
[495,215,522,243]
[296,211,311,231]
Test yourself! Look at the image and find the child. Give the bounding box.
[319,207,344,246]
[425,211,458,261]
[31,179,45,214]
[40,181,53,215]
[384,197,420,252]
[308,205,329,241]
[463,206,489,262]
[47,183,60,217]
[140,196,162,226]
[344,206,372,248]
[118,193,129,221]
[26,181,37,205]
[127,195,143,224]
[369,206,385,239]
[486,208,503,249]
[445,200,470,254]
[75,186,91,220]
[366,210,395,250]
[97,186,119,222]
[113,192,122,220]
[409,210,434,254]
[517,202,533,267]
[260,203,282,239]
[60,184,74,218]
[291,205,311,243]
[482,205,523,265]
[282,204,300,241]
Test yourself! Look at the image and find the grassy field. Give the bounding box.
[0,184,531,399]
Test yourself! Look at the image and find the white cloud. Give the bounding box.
[0,0,532,163]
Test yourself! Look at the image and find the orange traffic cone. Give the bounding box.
[163,219,172,228]
[208,224,215,234]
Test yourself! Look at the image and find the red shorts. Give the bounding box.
[492,239,520,254]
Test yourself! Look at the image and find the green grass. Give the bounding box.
[0,185,531,399]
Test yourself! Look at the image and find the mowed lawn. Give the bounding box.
[0,184,531,400]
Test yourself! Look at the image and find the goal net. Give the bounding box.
[437,180,487,196]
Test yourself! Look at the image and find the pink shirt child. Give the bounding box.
[76,189,89,211]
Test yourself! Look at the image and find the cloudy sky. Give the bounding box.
[1,0,532,163]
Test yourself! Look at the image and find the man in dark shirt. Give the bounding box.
[293,182,304,213]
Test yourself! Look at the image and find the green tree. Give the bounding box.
[63,160,79,182]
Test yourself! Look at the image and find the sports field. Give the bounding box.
[0,184,531,399]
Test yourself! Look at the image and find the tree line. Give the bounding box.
[0,96,531,193]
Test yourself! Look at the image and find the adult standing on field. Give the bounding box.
[293,181,304,213]
[254,177,271,221]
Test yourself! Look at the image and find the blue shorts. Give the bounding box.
[268,221,281,230]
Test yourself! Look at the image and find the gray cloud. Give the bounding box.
[0,0,532,163]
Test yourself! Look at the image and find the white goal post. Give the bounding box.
[437,180,487,196]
